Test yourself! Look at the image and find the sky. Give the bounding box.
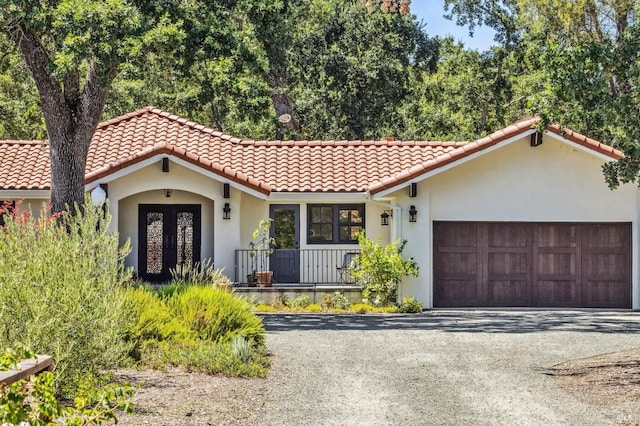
[411,1,496,51]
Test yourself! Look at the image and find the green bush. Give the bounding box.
[124,285,269,376]
[331,292,351,310]
[0,199,133,397]
[288,294,311,308]
[167,286,265,345]
[122,286,193,360]
[398,297,423,313]
[0,344,135,425]
[351,233,419,306]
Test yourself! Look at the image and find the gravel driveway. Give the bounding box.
[258,310,640,426]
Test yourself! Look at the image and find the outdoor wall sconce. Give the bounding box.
[530,132,543,147]
[380,210,392,226]
[223,202,231,220]
[409,205,418,223]
[409,182,417,198]
[165,189,172,198]
[90,184,108,207]
[223,183,230,199]
[162,157,170,172]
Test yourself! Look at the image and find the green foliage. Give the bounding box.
[319,292,352,310]
[332,292,352,310]
[124,285,268,376]
[398,297,423,313]
[249,219,276,272]
[254,303,278,313]
[0,344,135,425]
[155,339,269,378]
[288,294,312,308]
[305,303,323,313]
[350,303,398,313]
[169,258,228,287]
[168,286,265,344]
[0,199,133,397]
[352,232,419,306]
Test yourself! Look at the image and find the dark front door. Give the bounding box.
[270,204,300,283]
[138,204,202,282]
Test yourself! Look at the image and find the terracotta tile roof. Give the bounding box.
[367,117,624,195]
[0,141,50,189]
[0,108,624,194]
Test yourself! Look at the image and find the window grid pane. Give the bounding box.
[308,204,364,244]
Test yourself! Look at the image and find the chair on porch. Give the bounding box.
[337,252,358,284]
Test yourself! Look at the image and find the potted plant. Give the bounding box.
[249,219,276,287]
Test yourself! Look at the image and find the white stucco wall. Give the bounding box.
[239,195,391,283]
[104,160,241,276]
[388,134,640,309]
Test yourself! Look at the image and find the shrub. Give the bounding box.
[288,294,311,308]
[170,258,221,285]
[0,344,135,425]
[331,292,351,310]
[398,297,423,313]
[124,286,269,376]
[351,232,419,306]
[350,303,376,313]
[122,287,193,360]
[165,286,265,345]
[0,199,132,397]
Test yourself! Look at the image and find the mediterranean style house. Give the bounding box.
[1,107,637,309]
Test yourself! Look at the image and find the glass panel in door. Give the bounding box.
[138,205,201,282]
[270,204,300,283]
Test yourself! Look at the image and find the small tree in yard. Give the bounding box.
[351,232,418,306]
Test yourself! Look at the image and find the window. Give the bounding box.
[308,204,364,244]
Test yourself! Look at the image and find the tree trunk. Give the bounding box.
[13,25,113,213]
[267,68,298,139]
[47,124,92,213]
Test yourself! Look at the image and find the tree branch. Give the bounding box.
[14,23,71,126]
[76,63,118,142]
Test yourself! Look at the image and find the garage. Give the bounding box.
[433,221,631,308]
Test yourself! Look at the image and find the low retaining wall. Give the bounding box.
[233,285,363,305]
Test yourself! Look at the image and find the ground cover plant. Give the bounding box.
[251,293,422,314]
[124,280,269,378]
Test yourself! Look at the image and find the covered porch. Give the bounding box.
[234,248,360,286]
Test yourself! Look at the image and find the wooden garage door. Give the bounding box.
[433,222,631,308]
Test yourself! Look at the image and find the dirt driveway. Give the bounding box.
[120,310,640,425]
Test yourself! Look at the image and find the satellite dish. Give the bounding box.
[278,114,292,123]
